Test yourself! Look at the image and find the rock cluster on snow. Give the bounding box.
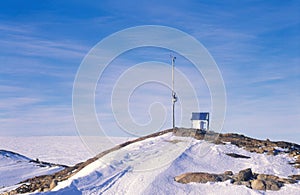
[174,168,300,191]
[172,128,300,192]
[173,128,300,169]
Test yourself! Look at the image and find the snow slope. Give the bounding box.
[41,133,299,195]
[0,150,64,188]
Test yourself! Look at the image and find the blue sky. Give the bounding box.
[0,0,299,142]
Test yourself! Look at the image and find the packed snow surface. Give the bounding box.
[40,133,299,195]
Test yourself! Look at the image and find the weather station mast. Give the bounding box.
[171,55,177,130]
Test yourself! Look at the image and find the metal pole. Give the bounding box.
[172,57,174,98]
[171,55,176,130]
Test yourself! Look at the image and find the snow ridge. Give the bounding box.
[0,150,65,190]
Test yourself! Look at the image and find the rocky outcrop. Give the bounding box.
[174,168,299,191]
[221,133,299,158]
[174,128,300,169]
[173,128,197,137]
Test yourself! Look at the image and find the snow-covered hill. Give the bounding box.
[1,130,299,195]
[0,150,64,190]
[45,132,299,195]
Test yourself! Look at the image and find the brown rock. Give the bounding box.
[251,179,266,190]
[277,178,297,184]
[296,155,300,163]
[175,172,224,184]
[257,174,279,181]
[290,151,298,157]
[49,179,58,190]
[267,149,275,155]
[224,171,233,176]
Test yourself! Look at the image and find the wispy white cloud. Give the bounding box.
[0,23,35,34]
[0,33,88,60]
[0,97,41,109]
[0,85,25,93]
[0,105,76,136]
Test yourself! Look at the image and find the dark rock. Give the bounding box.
[226,153,251,159]
[252,173,258,179]
[236,168,253,181]
[265,180,282,191]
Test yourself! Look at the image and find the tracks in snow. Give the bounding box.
[55,133,193,194]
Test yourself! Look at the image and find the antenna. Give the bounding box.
[171,54,177,130]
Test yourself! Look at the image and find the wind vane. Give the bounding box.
[171,55,177,130]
